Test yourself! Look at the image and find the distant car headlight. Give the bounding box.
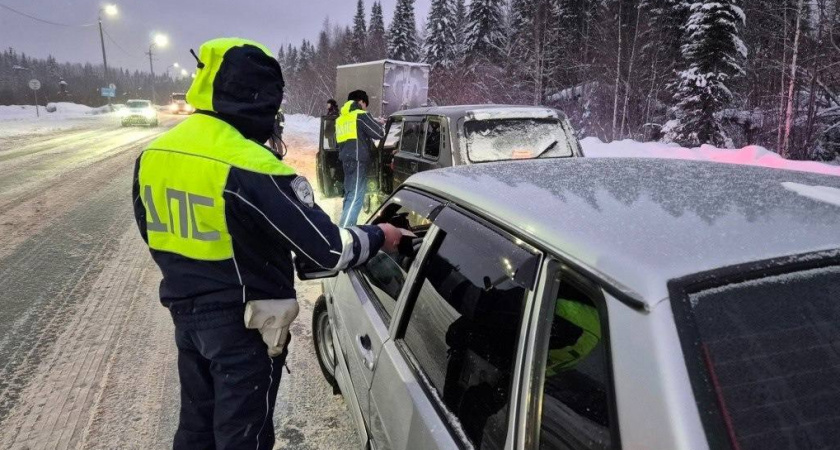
[144,109,156,119]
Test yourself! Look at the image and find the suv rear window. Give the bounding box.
[463,118,574,162]
[676,265,840,450]
[127,100,150,108]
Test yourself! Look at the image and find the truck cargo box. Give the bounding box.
[336,60,430,118]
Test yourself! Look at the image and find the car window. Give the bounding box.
[361,190,441,324]
[423,119,442,159]
[383,117,404,151]
[539,276,611,450]
[676,264,840,450]
[321,116,337,150]
[127,100,150,108]
[399,120,423,155]
[399,208,537,449]
[463,118,574,162]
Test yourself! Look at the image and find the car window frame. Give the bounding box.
[667,249,840,450]
[396,116,425,156]
[354,187,444,326]
[381,115,405,153]
[390,204,543,449]
[521,258,622,450]
[421,116,444,161]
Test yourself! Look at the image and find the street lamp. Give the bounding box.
[146,33,169,104]
[98,4,118,107]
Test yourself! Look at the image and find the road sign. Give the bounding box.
[101,87,116,98]
[28,79,41,91]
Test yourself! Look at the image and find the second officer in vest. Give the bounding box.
[133,38,403,450]
[335,90,385,227]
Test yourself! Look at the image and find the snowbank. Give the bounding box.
[581,137,840,177]
[0,103,116,139]
[284,114,321,140]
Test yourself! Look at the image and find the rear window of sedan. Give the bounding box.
[463,118,574,162]
[674,264,840,450]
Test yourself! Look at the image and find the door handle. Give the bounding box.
[356,334,375,371]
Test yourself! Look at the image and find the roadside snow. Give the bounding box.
[284,114,321,141]
[0,103,116,139]
[581,137,840,176]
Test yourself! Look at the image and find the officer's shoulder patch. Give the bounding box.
[291,176,315,208]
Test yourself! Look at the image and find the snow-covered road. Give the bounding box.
[0,115,355,449]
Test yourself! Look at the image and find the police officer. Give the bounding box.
[335,90,385,227]
[132,38,403,450]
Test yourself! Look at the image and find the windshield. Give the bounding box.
[127,100,150,109]
[463,118,574,162]
[678,264,840,450]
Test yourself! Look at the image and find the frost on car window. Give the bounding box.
[684,265,840,450]
[464,118,574,162]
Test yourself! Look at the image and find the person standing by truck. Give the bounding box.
[336,90,385,227]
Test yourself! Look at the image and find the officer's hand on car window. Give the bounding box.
[377,223,406,254]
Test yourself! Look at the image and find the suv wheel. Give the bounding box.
[312,295,340,393]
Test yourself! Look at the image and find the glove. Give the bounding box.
[244,299,299,357]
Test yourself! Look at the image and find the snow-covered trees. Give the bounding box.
[388,0,420,61]
[368,2,388,60]
[465,0,506,62]
[423,0,456,69]
[670,0,747,147]
[351,0,367,62]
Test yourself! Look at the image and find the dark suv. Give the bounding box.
[315,105,583,211]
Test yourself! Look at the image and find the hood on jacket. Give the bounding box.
[186,38,284,142]
[340,100,362,115]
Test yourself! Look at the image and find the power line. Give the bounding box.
[103,27,141,58]
[0,3,96,28]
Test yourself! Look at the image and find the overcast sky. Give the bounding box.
[0,0,431,73]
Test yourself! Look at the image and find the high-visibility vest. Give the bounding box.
[335,100,364,144]
[546,299,602,376]
[138,109,294,262]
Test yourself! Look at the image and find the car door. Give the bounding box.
[368,206,541,449]
[514,259,620,450]
[329,188,442,424]
[379,116,404,195]
[392,116,425,188]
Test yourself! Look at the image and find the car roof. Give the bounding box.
[404,158,840,308]
[394,104,567,121]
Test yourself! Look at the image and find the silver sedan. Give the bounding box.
[308,158,840,450]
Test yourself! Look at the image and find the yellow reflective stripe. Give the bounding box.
[187,38,274,113]
[148,114,296,176]
[139,150,233,261]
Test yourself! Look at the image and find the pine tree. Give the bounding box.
[369,2,388,59]
[351,0,367,62]
[671,0,747,147]
[388,0,420,61]
[465,0,506,62]
[423,0,456,69]
[451,0,467,61]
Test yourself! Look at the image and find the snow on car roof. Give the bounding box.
[405,158,840,308]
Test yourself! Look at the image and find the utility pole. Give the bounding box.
[147,45,156,104]
[98,5,118,108]
[146,34,169,105]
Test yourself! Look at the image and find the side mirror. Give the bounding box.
[295,257,339,280]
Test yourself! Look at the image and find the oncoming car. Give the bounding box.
[168,93,194,115]
[307,158,840,450]
[120,99,158,127]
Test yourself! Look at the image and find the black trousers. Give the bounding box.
[173,321,288,450]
